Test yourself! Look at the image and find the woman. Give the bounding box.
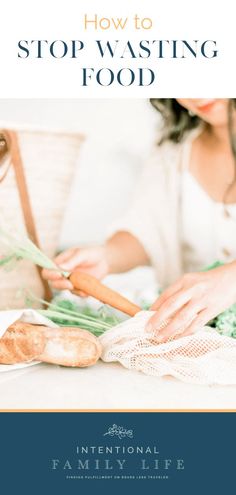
[43,99,236,342]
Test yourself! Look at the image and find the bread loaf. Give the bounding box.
[0,321,46,364]
[38,326,102,367]
[0,321,102,367]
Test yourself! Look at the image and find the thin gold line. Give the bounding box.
[0,409,236,413]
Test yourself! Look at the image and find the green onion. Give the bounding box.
[38,309,110,336]
[0,254,17,266]
[0,228,69,277]
[25,292,119,336]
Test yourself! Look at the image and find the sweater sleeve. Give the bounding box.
[107,146,170,278]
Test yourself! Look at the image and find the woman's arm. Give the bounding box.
[43,147,169,290]
[42,231,150,290]
[105,232,150,273]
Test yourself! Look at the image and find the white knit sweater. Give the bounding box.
[109,126,235,288]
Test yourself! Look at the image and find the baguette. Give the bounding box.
[0,322,45,364]
[38,326,102,367]
[0,321,102,367]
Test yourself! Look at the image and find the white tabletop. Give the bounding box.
[1,270,235,411]
[0,360,235,410]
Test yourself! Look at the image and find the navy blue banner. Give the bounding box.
[0,412,234,494]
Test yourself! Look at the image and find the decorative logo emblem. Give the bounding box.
[103,424,133,440]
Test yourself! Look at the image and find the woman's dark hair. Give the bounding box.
[150,98,236,205]
[150,98,236,145]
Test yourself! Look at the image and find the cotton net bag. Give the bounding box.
[100,311,236,385]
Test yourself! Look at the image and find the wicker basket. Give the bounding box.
[0,125,85,309]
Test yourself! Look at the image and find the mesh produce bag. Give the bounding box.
[100,311,236,385]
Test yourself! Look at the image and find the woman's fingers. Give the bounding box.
[170,309,212,341]
[151,280,183,311]
[41,268,63,282]
[57,250,91,272]
[54,248,78,265]
[42,268,88,294]
[147,307,211,344]
[50,279,74,290]
[146,288,194,332]
[152,302,202,342]
[43,249,92,284]
[180,309,212,336]
[71,289,88,298]
[42,249,78,281]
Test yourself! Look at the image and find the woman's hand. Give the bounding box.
[42,246,109,292]
[146,262,236,342]
[42,232,149,293]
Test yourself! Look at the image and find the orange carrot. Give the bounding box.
[69,270,141,317]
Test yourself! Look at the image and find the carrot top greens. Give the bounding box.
[0,228,69,276]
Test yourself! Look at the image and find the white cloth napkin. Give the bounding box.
[0,309,57,372]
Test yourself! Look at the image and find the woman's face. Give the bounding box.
[176,99,231,128]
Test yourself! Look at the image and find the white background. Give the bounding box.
[0,0,235,97]
[0,98,159,248]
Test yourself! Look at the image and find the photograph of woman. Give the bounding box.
[44,99,236,342]
[1,98,236,410]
